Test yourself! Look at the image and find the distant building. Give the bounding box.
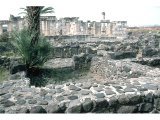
[0,15,127,38]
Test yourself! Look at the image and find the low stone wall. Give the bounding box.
[1,77,160,113]
[0,56,10,68]
[73,53,93,70]
[50,46,96,58]
[108,51,137,60]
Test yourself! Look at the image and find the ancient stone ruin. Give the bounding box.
[1,13,160,113]
[0,15,127,38]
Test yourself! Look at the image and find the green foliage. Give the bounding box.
[11,28,52,68]
[0,67,9,83]
[40,7,54,14]
[0,32,9,42]
[19,6,54,15]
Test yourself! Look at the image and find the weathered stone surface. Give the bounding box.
[1,93,11,99]
[105,89,116,95]
[66,83,70,86]
[92,83,98,87]
[5,109,17,113]
[28,99,37,104]
[136,86,148,91]
[25,96,33,99]
[80,90,90,95]
[0,90,8,96]
[30,106,46,113]
[56,88,64,93]
[155,98,160,111]
[126,84,136,88]
[117,106,138,113]
[1,100,15,107]
[9,73,21,80]
[97,44,108,50]
[71,91,78,94]
[142,83,158,90]
[66,100,82,113]
[47,103,61,113]
[116,89,124,93]
[132,81,140,86]
[0,106,5,113]
[48,89,56,94]
[62,91,72,96]
[16,99,26,105]
[150,109,159,113]
[82,83,92,89]
[68,95,78,100]
[124,87,135,92]
[139,103,153,113]
[108,96,118,107]
[69,85,81,91]
[92,98,109,112]
[46,84,55,89]
[40,89,48,96]
[59,102,67,112]
[113,85,123,89]
[118,94,130,105]
[99,85,105,88]
[154,90,160,98]
[38,100,48,105]
[82,98,93,112]
[94,87,104,92]
[128,95,142,105]
[55,85,64,89]
[144,93,154,103]
[44,95,52,101]
[95,93,105,98]
[3,82,14,88]
[17,107,29,113]
[56,96,64,101]
[75,83,82,87]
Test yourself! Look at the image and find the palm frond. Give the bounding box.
[40,7,54,14]
[11,28,52,68]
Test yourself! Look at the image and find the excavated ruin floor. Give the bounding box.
[1,57,160,113]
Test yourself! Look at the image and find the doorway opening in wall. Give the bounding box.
[2,24,8,33]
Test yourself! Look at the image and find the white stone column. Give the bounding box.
[8,22,12,32]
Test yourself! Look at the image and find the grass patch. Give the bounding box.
[0,67,9,83]
[29,67,90,87]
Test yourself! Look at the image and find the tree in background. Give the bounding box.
[12,6,54,78]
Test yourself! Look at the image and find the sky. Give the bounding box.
[0,0,160,26]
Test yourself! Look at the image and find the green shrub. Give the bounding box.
[0,32,10,42]
[0,67,9,83]
[11,28,52,76]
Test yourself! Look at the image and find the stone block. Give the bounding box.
[139,103,153,113]
[82,98,93,112]
[47,103,61,113]
[117,106,138,113]
[30,106,46,113]
[65,100,82,113]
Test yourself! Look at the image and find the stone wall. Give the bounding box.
[0,56,10,68]
[0,56,22,69]
[1,78,160,113]
[50,45,96,58]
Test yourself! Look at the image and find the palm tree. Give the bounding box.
[20,6,54,45]
[20,6,54,77]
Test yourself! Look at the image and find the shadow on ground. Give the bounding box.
[29,67,90,87]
